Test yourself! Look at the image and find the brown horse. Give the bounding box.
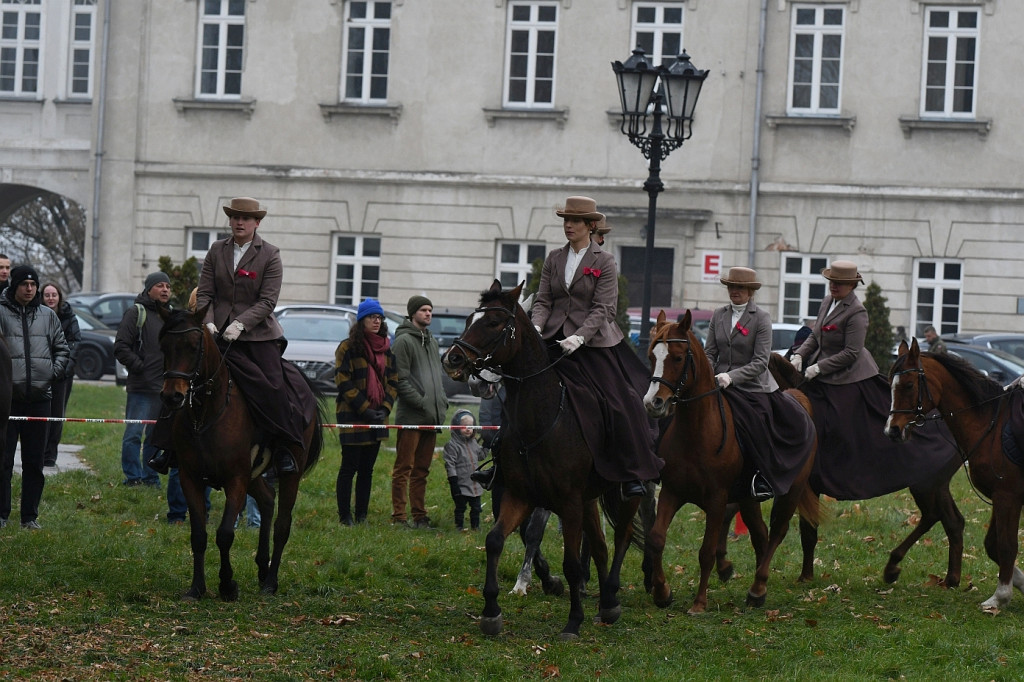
[769,353,965,587]
[642,311,820,614]
[158,307,324,601]
[441,280,643,640]
[885,339,1024,611]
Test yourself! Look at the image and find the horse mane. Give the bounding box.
[479,287,507,307]
[894,350,1004,406]
[159,308,198,339]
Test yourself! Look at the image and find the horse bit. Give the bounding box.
[888,365,936,427]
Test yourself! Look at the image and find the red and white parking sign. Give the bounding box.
[701,252,723,283]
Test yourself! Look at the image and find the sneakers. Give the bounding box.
[411,517,435,530]
[751,472,774,501]
[0,518,7,528]
[21,520,42,530]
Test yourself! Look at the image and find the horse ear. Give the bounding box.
[194,302,210,324]
[489,279,502,294]
[510,281,524,302]
[908,338,919,356]
[656,310,667,325]
[680,309,693,330]
[897,339,910,356]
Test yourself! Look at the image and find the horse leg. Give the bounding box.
[739,499,769,577]
[249,475,276,587]
[511,508,554,596]
[690,498,730,615]
[215,478,246,601]
[640,482,657,593]
[648,488,683,608]
[180,470,209,601]
[598,491,642,625]
[980,497,1023,611]
[481,495,531,636]
[264,472,301,595]
[883,483,963,586]
[746,488,801,608]
[716,502,739,583]
[798,513,819,582]
[558,501,591,640]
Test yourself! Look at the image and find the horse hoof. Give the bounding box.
[883,564,901,584]
[480,614,504,636]
[599,604,622,625]
[687,604,707,615]
[260,584,278,595]
[746,591,766,608]
[557,631,579,642]
[220,581,239,602]
[718,564,735,583]
[543,577,564,597]
[182,591,202,602]
[653,590,673,609]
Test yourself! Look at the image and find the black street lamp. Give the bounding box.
[612,48,708,352]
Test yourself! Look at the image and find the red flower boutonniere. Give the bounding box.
[735,323,749,336]
[822,324,838,332]
[582,266,602,278]
[237,268,257,280]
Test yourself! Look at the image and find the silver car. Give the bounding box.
[279,312,354,393]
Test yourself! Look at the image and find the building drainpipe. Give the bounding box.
[747,0,769,268]
[89,0,112,291]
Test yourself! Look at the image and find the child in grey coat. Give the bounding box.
[443,409,484,530]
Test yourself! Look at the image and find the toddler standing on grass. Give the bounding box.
[443,409,484,531]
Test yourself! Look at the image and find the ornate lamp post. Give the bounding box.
[612,48,708,351]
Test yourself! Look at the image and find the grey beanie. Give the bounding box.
[144,271,171,293]
[407,294,432,318]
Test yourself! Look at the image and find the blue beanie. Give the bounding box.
[357,298,385,321]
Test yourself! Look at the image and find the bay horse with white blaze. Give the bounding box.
[643,311,820,613]
[886,339,1024,611]
[158,307,324,601]
[442,281,643,639]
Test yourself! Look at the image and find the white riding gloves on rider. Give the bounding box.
[222,320,245,342]
[791,354,803,373]
[559,335,584,355]
[206,322,218,336]
[804,363,821,381]
[715,372,732,389]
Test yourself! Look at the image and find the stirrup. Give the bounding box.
[147,450,174,475]
[470,466,496,491]
[751,472,774,501]
[274,446,298,474]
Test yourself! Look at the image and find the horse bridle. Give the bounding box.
[888,365,936,427]
[650,336,720,404]
[161,324,229,426]
[449,305,517,375]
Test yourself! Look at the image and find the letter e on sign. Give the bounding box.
[702,252,722,283]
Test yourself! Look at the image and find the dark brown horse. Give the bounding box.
[769,353,965,587]
[886,339,1024,611]
[441,280,643,639]
[158,307,324,601]
[642,311,820,614]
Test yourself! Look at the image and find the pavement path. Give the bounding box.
[12,443,91,476]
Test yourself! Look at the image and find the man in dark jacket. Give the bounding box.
[0,265,70,529]
[114,271,171,487]
[391,295,448,528]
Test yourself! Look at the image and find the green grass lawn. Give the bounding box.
[2,383,1024,680]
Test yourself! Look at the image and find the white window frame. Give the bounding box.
[332,234,382,305]
[495,241,547,290]
[187,228,229,261]
[503,1,558,109]
[341,1,392,103]
[0,0,43,97]
[194,0,245,99]
[67,0,96,98]
[778,253,830,325]
[920,6,979,118]
[911,258,962,337]
[630,2,684,66]
[787,4,845,115]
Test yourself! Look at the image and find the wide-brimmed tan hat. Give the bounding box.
[555,196,604,221]
[719,266,761,290]
[821,260,864,284]
[594,216,611,235]
[223,197,267,219]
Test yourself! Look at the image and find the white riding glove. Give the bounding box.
[790,354,803,373]
[534,325,542,334]
[222,320,245,342]
[1007,374,1024,391]
[206,322,218,336]
[804,363,821,381]
[715,372,732,389]
[559,335,584,355]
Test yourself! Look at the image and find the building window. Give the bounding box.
[921,7,979,118]
[341,1,391,103]
[631,2,683,65]
[68,0,96,97]
[196,0,245,98]
[503,1,558,108]
[787,4,844,114]
[187,228,229,261]
[333,234,381,305]
[912,259,962,336]
[621,246,674,309]
[778,254,829,324]
[496,241,546,290]
[0,0,42,96]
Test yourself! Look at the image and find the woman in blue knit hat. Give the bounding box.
[333,299,398,525]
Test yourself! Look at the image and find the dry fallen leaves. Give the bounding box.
[320,614,357,626]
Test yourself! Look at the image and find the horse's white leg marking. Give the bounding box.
[884,373,900,434]
[643,344,668,406]
[981,582,1013,610]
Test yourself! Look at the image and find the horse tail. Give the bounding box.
[302,378,327,477]
[796,484,825,528]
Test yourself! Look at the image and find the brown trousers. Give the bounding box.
[391,429,437,522]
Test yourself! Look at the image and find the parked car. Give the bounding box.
[275,302,402,340]
[67,291,137,328]
[427,307,475,398]
[72,308,119,381]
[944,345,1024,386]
[771,323,805,356]
[278,312,353,393]
[944,333,1024,362]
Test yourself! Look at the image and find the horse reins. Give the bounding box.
[650,335,729,456]
[162,324,235,432]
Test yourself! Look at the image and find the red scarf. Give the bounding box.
[363,333,390,407]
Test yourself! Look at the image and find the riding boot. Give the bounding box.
[620,479,646,500]
[751,471,774,501]
[274,445,298,475]
[147,449,176,475]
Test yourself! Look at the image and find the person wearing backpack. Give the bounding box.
[114,272,171,487]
